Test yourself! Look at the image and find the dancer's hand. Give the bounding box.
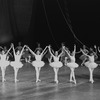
[11,43,14,47]
[94,45,96,48]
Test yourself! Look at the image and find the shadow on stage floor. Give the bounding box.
[0,62,100,100]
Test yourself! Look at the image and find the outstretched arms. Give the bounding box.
[6,43,13,55]
[25,45,36,56]
[48,45,55,58]
[41,46,48,56]
[80,48,89,57]
[63,46,71,58]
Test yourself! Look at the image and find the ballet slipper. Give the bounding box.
[15,79,19,83]
[89,79,94,83]
[2,79,6,82]
[36,79,41,83]
[55,80,58,84]
[74,80,76,84]
[70,79,73,82]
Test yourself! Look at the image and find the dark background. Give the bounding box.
[0,0,100,49]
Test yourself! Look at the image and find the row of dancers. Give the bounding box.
[0,42,100,84]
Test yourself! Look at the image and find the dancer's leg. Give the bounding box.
[1,67,6,82]
[70,68,73,82]
[14,68,19,83]
[71,68,76,84]
[35,67,40,82]
[38,67,41,81]
[89,68,94,83]
[53,67,59,83]
[81,58,86,66]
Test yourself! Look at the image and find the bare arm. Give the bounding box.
[12,44,16,57]
[48,46,55,58]
[58,50,63,58]
[26,46,36,56]
[73,44,76,56]
[19,45,26,56]
[41,46,48,55]
[63,47,71,58]
[0,46,3,49]
[80,49,89,57]
[6,44,13,55]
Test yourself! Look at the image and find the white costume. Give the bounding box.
[84,56,97,69]
[10,55,23,68]
[66,56,78,68]
[0,55,10,68]
[50,56,63,68]
[32,55,45,67]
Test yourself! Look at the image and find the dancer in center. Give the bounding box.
[26,45,48,83]
[80,48,98,83]
[48,45,63,84]
[63,45,79,84]
[10,43,26,83]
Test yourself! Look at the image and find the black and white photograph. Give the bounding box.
[0,0,100,100]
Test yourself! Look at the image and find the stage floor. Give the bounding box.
[0,63,100,100]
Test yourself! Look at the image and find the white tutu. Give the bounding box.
[10,61,23,68]
[32,60,45,67]
[0,60,10,67]
[50,61,63,68]
[67,62,78,68]
[84,61,98,68]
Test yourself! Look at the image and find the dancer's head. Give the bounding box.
[18,42,21,46]
[55,51,58,56]
[90,52,94,56]
[16,50,20,55]
[36,50,40,55]
[2,50,5,54]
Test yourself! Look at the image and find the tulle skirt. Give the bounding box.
[84,61,98,68]
[0,60,10,68]
[50,61,63,68]
[32,61,45,67]
[10,61,23,68]
[67,62,79,68]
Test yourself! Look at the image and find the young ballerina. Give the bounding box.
[63,45,79,84]
[34,43,43,52]
[48,45,63,84]
[26,45,48,83]
[10,43,26,83]
[80,48,98,83]
[15,42,23,52]
[0,44,13,82]
[80,45,89,66]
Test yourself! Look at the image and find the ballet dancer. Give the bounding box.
[63,45,79,84]
[26,45,48,83]
[10,43,26,83]
[34,43,43,52]
[80,48,98,83]
[80,45,89,66]
[0,44,13,82]
[48,45,63,84]
[15,42,23,52]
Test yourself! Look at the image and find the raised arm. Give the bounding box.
[19,45,27,56]
[26,45,36,56]
[73,44,76,56]
[0,46,3,49]
[6,44,13,55]
[58,50,63,58]
[80,48,89,57]
[12,43,16,56]
[63,46,71,58]
[41,46,48,55]
[48,45,55,57]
